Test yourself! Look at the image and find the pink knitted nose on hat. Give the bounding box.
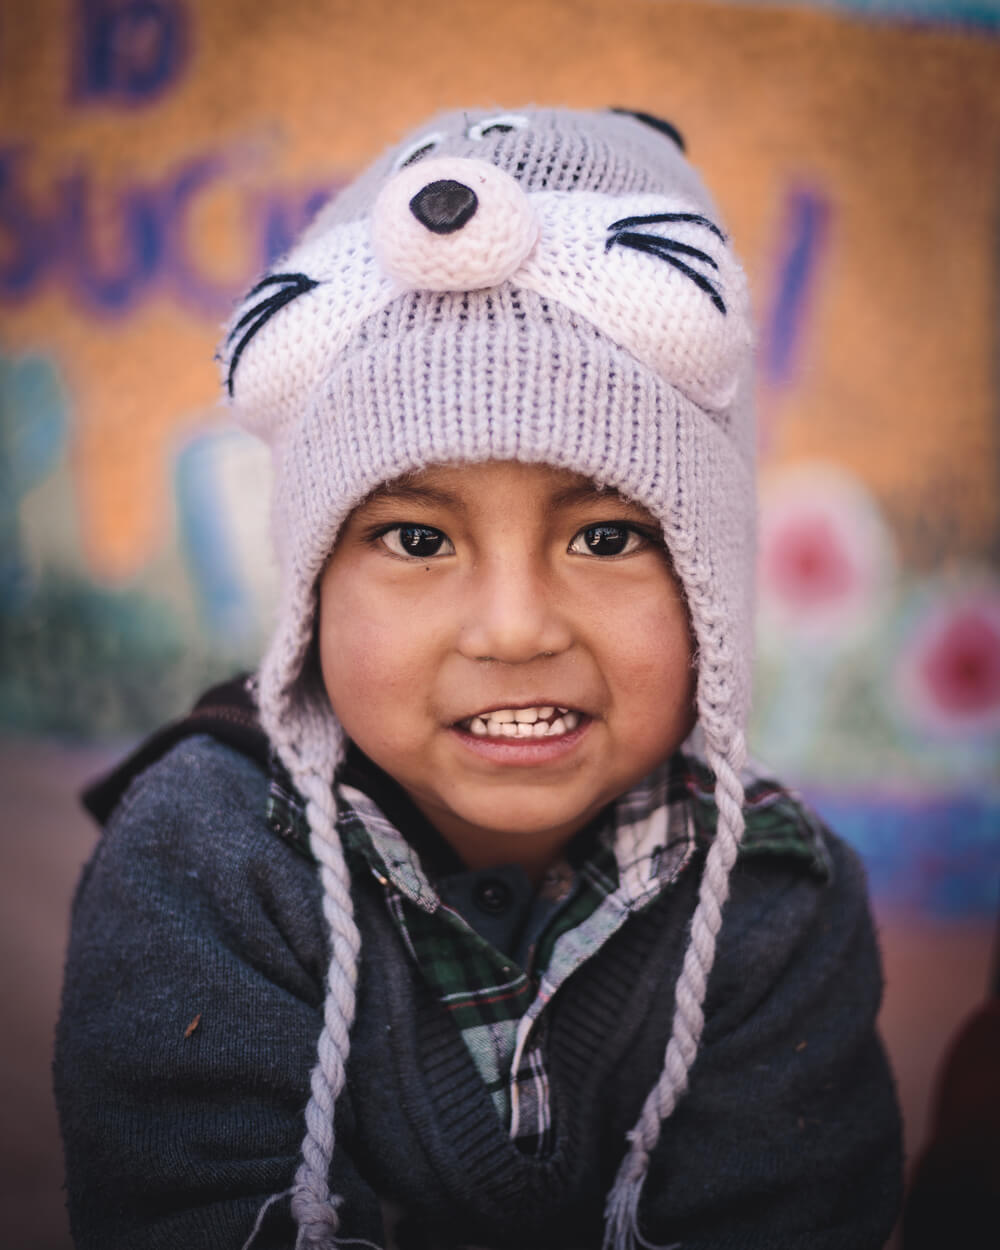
[220,106,756,1250]
[372,156,540,290]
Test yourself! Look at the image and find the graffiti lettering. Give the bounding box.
[0,146,334,315]
[159,154,239,311]
[73,0,189,104]
[259,189,330,268]
[0,152,53,298]
[62,171,164,310]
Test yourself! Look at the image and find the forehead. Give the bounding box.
[357,460,653,516]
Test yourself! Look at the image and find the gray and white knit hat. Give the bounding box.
[222,107,755,1250]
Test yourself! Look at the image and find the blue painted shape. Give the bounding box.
[764,187,830,386]
[62,171,163,311]
[0,141,343,314]
[174,434,253,643]
[161,153,240,312]
[73,0,188,105]
[0,150,55,299]
[805,788,1000,918]
[812,1,1000,32]
[1,356,67,497]
[0,354,68,607]
[259,185,337,266]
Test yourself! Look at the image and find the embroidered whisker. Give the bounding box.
[607,231,726,314]
[245,270,320,301]
[226,273,319,396]
[604,231,719,270]
[608,211,726,242]
[227,273,322,345]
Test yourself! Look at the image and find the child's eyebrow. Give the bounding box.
[361,481,464,510]
[549,481,643,512]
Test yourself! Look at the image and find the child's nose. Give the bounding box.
[457,558,573,665]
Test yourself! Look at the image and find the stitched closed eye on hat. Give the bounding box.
[221,105,756,1250]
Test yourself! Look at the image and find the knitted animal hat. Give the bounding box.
[222,107,755,1250]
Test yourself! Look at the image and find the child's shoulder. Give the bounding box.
[81,677,315,889]
[683,752,881,1039]
[111,732,266,836]
[74,683,327,993]
[83,674,267,824]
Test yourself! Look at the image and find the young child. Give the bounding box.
[55,107,903,1250]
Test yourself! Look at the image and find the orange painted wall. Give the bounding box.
[2,4,998,845]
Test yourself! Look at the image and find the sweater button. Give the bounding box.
[474,876,513,915]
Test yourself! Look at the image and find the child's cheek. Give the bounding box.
[318,577,430,747]
[608,587,696,737]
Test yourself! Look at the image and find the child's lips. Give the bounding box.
[449,705,593,764]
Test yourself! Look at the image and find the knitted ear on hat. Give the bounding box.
[223,107,755,1250]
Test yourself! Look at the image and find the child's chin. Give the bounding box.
[442,786,602,844]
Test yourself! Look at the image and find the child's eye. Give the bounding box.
[379,525,455,559]
[568,524,646,557]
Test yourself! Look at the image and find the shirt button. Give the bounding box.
[541,860,574,902]
[474,877,513,915]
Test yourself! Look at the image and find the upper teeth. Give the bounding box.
[465,706,579,738]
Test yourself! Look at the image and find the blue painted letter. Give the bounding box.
[74,0,187,104]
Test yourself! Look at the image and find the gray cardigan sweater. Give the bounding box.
[54,734,902,1250]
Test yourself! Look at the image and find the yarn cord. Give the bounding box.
[290,766,363,1249]
[603,736,746,1250]
[240,728,375,1250]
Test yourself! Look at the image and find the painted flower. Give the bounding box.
[174,427,276,643]
[896,583,1000,734]
[757,462,895,644]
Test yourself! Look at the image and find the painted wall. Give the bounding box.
[2,0,998,918]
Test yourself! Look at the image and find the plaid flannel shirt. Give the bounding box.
[267,748,831,1157]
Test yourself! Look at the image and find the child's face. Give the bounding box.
[318,461,695,877]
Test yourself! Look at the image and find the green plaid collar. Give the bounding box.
[265,746,831,1155]
[266,748,833,886]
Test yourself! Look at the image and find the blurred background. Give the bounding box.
[1,0,998,1245]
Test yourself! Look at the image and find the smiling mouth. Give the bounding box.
[454,706,584,739]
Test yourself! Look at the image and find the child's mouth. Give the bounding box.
[454,706,584,739]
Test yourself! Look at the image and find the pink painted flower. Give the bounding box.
[897,586,1000,733]
[763,512,855,610]
[758,464,894,643]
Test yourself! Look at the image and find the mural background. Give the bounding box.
[1,1,998,1245]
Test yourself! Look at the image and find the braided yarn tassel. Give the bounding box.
[603,734,747,1250]
[286,762,362,1249]
[239,725,360,1250]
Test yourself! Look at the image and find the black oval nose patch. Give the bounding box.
[409,180,479,234]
